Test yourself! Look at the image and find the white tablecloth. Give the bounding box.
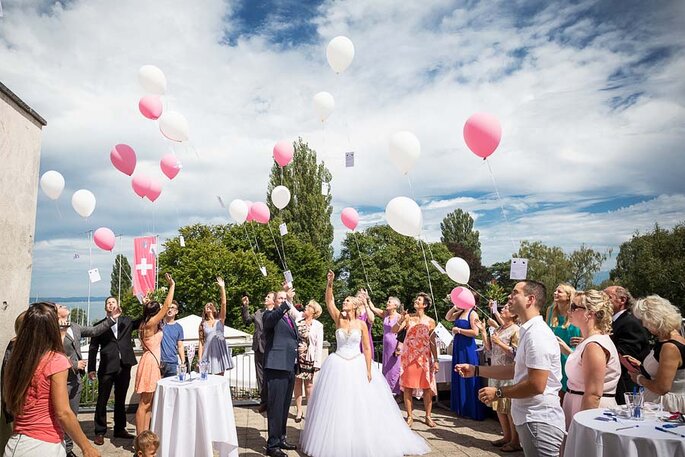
[435,354,454,384]
[565,408,685,457]
[151,375,239,457]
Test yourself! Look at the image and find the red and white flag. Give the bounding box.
[133,236,156,297]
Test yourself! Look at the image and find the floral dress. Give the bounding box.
[399,316,437,396]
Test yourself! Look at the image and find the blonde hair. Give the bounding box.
[307,300,323,319]
[578,290,613,335]
[134,430,159,455]
[633,295,682,339]
[343,296,364,319]
[547,283,576,329]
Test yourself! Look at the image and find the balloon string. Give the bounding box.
[248,221,262,252]
[352,232,372,295]
[267,223,287,271]
[54,200,63,219]
[418,238,439,324]
[485,159,518,253]
[242,224,263,271]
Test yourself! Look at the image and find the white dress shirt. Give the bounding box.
[511,315,566,432]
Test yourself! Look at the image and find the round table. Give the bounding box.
[151,374,239,457]
[565,408,685,457]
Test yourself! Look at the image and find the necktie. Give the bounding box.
[284,314,294,329]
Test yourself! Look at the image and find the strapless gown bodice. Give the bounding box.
[335,328,363,359]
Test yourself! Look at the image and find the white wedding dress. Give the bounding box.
[300,328,430,457]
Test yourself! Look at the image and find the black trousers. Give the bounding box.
[255,351,266,405]
[64,376,83,452]
[265,368,295,450]
[94,364,131,436]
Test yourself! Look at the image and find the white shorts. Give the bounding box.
[4,434,66,457]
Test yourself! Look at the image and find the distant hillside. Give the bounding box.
[41,296,109,303]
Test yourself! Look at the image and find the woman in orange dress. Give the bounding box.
[393,292,439,427]
[135,273,175,434]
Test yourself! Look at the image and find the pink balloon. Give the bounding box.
[251,202,270,224]
[110,144,137,176]
[131,174,151,198]
[463,113,502,159]
[244,200,254,222]
[93,227,116,252]
[273,140,294,167]
[341,207,359,231]
[451,286,476,310]
[147,178,162,202]
[139,95,163,120]
[160,154,181,180]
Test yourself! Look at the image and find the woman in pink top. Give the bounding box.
[561,290,621,429]
[3,302,99,457]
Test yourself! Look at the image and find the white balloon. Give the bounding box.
[39,170,65,200]
[138,65,167,95]
[228,199,249,224]
[159,111,189,142]
[71,189,96,218]
[326,36,355,74]
[271,185,291,210]
[446,257,471,284]
[385,197,423,237]
[313,91,335,122]
[388,131,421,175]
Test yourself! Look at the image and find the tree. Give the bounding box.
[611,223,685,313]
[567,244,610,290]
[513,241,570,309]
[440,209,481,259]
[266,138,333,262]
[69,306,87,325]
[158,221,330,336]
[443,242,492,294]
[109,254,139,317]
[335,225,456,339]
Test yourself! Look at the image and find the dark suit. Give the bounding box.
[88,315,141,436]
[611,310,650,404]
[63,318,115,451]
[263,302,299,451]
[242,305,267,405]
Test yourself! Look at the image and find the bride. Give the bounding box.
[300,271,430,457]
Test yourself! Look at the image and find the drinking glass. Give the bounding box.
[177,363,187,381]
[624,393,644,420]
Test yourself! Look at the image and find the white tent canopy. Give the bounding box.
[175,314,252,345]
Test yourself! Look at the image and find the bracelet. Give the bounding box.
[475,365,480,377]
[636,374,645,387]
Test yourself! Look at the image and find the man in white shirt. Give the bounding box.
[455,280,565,457]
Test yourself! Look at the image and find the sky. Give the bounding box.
[1,0,684,299]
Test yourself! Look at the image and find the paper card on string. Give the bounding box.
[490,300,499,314]
[88,268,101,283]
[434,322,452,348]
[179,235,186,247]
[321,182,329,195]
[259,266,267,277]
[430,260,447,275]
[284,270,293,287]
[149,243,158,256]
[279,223,288,236]
[509,258,528,280]
[345,152,354,167]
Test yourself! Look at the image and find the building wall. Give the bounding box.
[0,88,44,374]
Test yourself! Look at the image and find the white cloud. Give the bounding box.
[1,0,683,296]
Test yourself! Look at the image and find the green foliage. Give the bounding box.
[266,138,334,262]
[109,254,140,317]
[157,221,329,335]
[611,223,685,314]
[440,209,482,259]
[484,281,509,306]
[334,225,455,339]
[69,307,87,325]
[567,244,610,290]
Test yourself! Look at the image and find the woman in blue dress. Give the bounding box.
[448,304,486,420]
[198,277,233,375]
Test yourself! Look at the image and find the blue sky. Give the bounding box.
[0,0,683,298]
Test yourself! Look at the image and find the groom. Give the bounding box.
[263,285,299,457]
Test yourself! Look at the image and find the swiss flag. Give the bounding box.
[133,236,157,297]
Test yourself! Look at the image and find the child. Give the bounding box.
[134,430,159,457]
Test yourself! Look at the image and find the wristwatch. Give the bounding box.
[495,387,504,399]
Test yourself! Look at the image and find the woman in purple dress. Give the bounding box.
[369,296,404,395]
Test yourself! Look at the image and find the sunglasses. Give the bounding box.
[570,303,587,312]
